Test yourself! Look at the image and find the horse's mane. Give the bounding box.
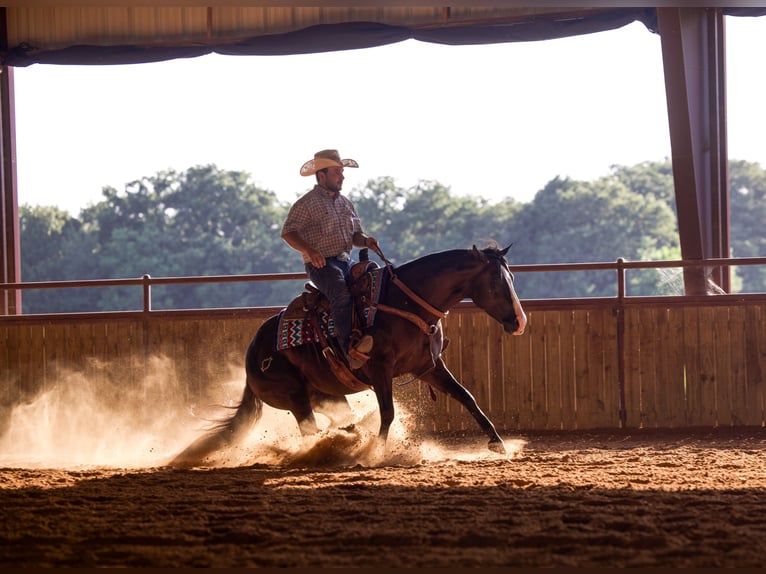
[395,241,508,273]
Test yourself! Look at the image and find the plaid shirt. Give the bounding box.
[281,184,363,263]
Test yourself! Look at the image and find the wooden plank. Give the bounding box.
[512,312,534,430]
[186,319,208,399]
[638,306,658,427]
[744,305,765,425]
[529,310,549,429]
[543,310,562,429]
[63,323,89,374]
[222,317,252,368]
[663,307,688,426]
[696,307,718,426]
[14,326,35,398]
[714,306,734,426]
[600,308,621,428]
[583,308,613,428]
[499,322,522,431]
[682,307,703,425]
[29,325,46,394]
[18,325,38,398]
[650,308,668,426]
[0,325,9,404]
[463,313,490,430]
[109,320,139,392]
[727,306,751,424]
[41,322,62,390]
[652,307,685,427]
[623,308,643,428]
[3,326,21,402]
[573,308,590,429]
[557,310,576,429]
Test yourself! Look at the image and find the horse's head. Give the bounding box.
[469,244,527,336]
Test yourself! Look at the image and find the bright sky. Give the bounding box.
[11,16,766,215]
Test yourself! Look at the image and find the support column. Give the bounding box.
[658,7,730,295]
[1,6,21,315]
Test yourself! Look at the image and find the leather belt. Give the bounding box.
[327,252,350,262]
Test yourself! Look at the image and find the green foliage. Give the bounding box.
[19,205,101,311]
[350,179,521,265]
[729,160,766,292]
[21,165,295,311]
[510,171,679,298]
[18,159,766,312]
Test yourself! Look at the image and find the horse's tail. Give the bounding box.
[167,383,263,468]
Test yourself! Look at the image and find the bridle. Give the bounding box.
[370,246,447,335]
[369,246,450,388]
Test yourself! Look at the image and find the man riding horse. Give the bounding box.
[281,149,379,370]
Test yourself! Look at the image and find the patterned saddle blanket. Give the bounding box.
[276,266,386,351]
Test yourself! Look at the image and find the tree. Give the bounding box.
[350,178,521,265]
[23,165,297,311]
[611,159,676,212]
[729,159,766,292]
[19,205,99,312]
[21,159,764,313]
[512,175,679,298]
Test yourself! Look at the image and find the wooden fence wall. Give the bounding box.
[1,299,765,433]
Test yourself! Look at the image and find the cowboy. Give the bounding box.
[281,149,379,370]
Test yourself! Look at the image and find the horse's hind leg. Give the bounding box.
[293,403,321,436]
[311,391,355,428]
[245,339,321,436]
[247,370,320,436]
[421,359,507,454]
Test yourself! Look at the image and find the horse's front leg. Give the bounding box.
[366,368,395,456]
[421,358,506,455]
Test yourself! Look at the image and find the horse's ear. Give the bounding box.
[472,245,489,263]
[501,243,512,256]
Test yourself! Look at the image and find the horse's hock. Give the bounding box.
[1,299,766,431]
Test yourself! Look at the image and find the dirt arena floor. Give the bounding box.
[2,421,766,568]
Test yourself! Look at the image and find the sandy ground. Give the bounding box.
[2,421,766,568]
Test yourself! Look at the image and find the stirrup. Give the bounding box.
[347,347,369,370]
[353,334,374,355]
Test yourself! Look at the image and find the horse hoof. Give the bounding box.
[488,438,507,455]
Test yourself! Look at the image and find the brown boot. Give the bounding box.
[354,334,374,354]
[347,335,373,369]
[339,347,364,370]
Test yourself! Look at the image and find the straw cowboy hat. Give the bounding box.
[300,149,359,176]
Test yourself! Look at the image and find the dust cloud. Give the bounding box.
[0,355,523,470]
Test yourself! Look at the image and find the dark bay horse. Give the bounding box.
[170,243,527,466]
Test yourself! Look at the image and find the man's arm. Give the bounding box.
[353,231,379,253]
[282,230,326,268]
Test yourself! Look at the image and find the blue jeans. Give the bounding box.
[306,257,356,350]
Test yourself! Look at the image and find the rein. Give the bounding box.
[372,246,448,324]
[370,246,447,388]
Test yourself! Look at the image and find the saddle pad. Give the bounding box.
[276,309,334,351]
[275,266,387,351]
